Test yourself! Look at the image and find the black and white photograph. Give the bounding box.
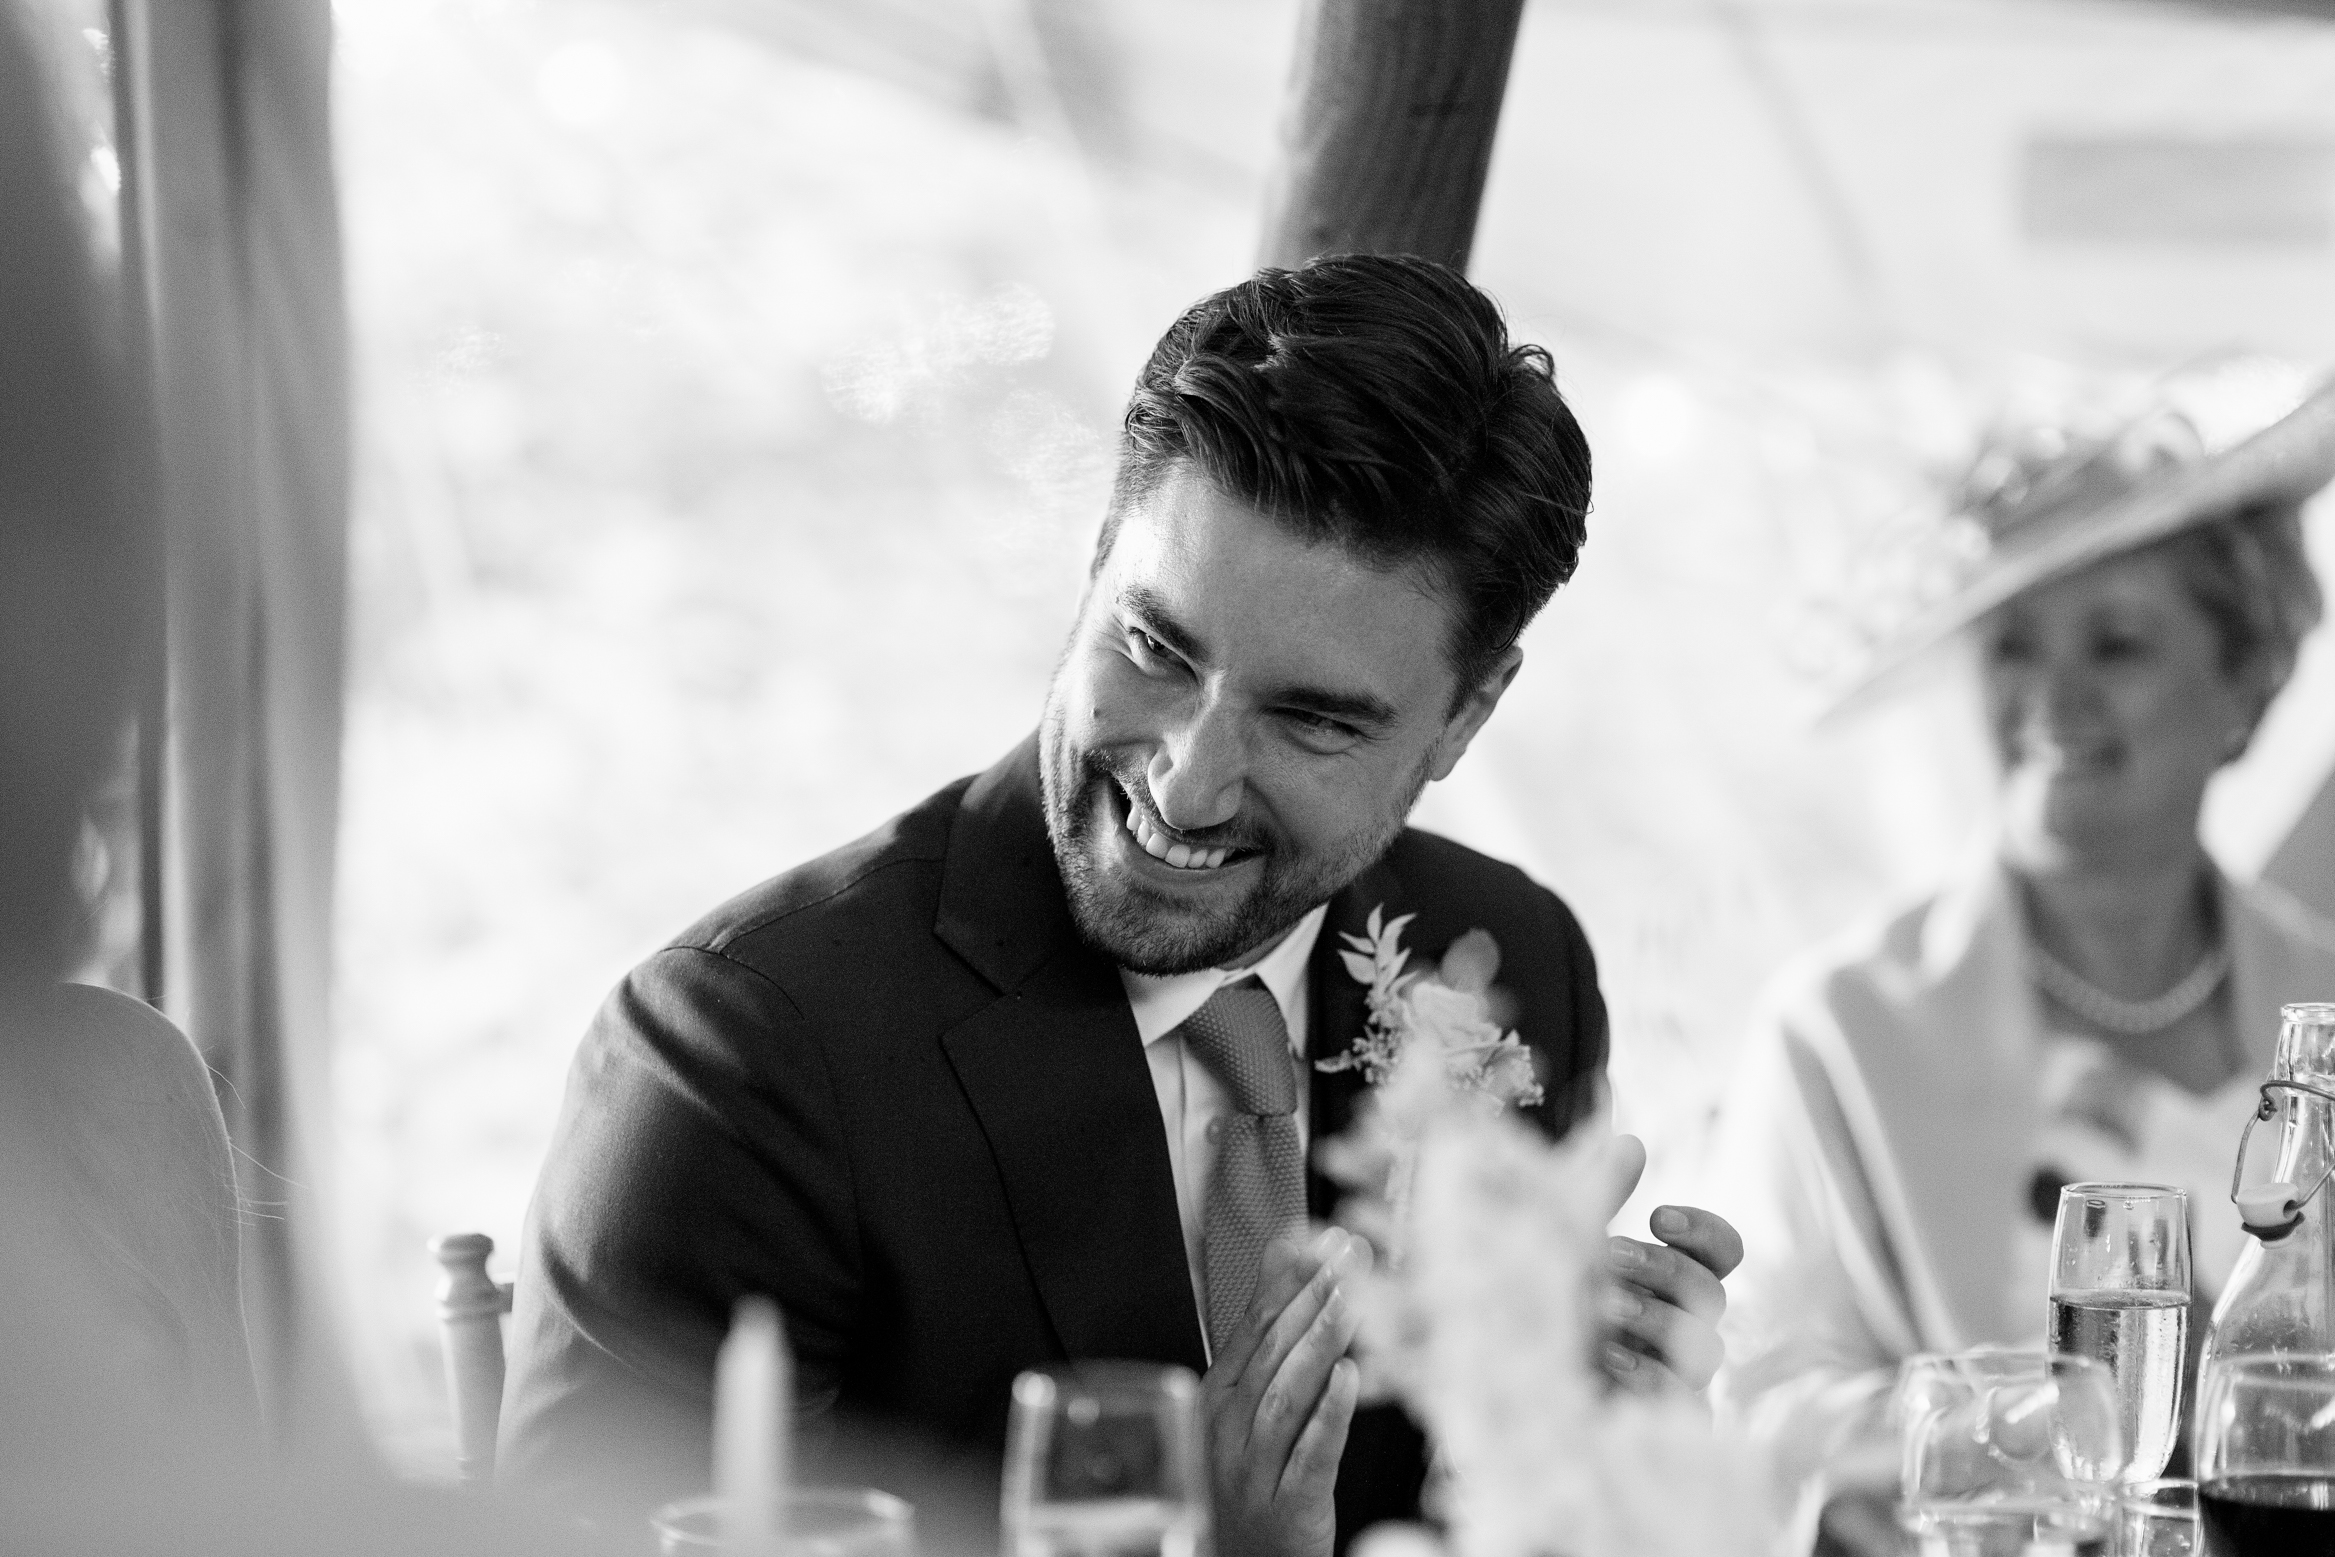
[5,1,2335,1554]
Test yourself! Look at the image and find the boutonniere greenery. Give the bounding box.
[1314,905,1544,1110]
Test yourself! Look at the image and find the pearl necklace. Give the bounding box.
[2028,941,2233,1036]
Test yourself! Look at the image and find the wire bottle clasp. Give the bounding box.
[2231,1079,2335,1240]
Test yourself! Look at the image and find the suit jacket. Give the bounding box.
[500,736,1608,1542]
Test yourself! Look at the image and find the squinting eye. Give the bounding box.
[1124,627,1175,669]
[1284,709,1360,746]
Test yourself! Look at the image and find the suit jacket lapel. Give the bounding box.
[934,736,1206,1373]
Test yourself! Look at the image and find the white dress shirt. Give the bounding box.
[1119,903,1329,1358]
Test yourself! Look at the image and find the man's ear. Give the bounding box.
[1426,645,1524,783]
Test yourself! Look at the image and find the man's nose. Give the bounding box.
[1146,712,1246,834]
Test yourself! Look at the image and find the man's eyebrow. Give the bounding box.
[1274,684,1400,731]
[1116,584,1208,663]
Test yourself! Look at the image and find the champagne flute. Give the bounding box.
[2194,1353,2335,1555]
[1894,1349,2123,1555]
[2049,1183,2192,1483]
[1002,1362,1208,1557]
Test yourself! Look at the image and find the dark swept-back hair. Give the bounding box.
[1097,254,1592,704]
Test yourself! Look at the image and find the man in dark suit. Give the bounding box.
[501,256,1740,1555]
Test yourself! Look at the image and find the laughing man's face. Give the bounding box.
[1040,462,1516,975]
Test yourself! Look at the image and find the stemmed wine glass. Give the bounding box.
[2193,1354,2335,1555]
[2049,1183,2192,1483]
[1002,1362,1208,1557]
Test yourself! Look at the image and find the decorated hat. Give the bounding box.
[1833,373,2335,713]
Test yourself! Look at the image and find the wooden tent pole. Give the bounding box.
[120,0,359,1456]
[108,0,169,1009]
[1257,0,1527,272]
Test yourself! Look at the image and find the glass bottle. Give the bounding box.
[2199,1003,2335,1371]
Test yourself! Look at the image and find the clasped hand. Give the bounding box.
[1202,1145,1744,1557]
[1596,1134,1743,1394]
[1202,1228,1370,1557]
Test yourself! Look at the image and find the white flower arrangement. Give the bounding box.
[1394,1103,1776,1557]
[1314,907,1543,1112]
[1318,911,1778,1557]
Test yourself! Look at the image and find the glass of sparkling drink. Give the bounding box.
[1894,1349,2124,1557]
[1002,1362,1207,1557]
[2194,1354,2335,1556]
[2050,1183,2193,1484]
[649,1487,915,1557]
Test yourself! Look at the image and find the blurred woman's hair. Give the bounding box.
[0,7,138,979]
[2154,499,2323,731]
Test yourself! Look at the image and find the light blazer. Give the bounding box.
[1706,853,2335,1517]
[499,735,1608,1540]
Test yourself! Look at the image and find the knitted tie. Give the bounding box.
[1180,978,1306,1356]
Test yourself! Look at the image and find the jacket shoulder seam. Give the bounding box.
[684,851,942,955]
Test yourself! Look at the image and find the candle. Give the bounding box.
[714,1296,791,1557]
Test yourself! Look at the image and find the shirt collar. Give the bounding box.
[1119,903,1329,1054]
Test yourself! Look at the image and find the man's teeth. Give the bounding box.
[1122,801,1233,871]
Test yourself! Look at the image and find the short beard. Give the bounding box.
[1039,697,1431,976]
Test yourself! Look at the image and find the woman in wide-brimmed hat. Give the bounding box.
[1704,381,2335,1556]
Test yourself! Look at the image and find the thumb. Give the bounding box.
[1593,1133,1648,1226]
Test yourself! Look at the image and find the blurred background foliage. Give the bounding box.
[328,0,2335,1467]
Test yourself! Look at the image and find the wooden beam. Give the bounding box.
[1258,0,1527,273]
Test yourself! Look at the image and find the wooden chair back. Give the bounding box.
[430,1232,515,1487]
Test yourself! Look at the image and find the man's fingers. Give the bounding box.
[1254,1229,1336,1319]
[1203,1233,1325,1477]
[1238,1231,1369,1388]
[1214,1228,1341,1384]
[1602,1281,1723,1390]
[1239,1247,1338,1397]
[1247,1241,1370,1470]
[1608,1237,1726,1324]
[1277,1355,1360,1500]
[1604,1231,1727,1391]
[1600,1339,1689,1396]
[1649,1203,1745,1280]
